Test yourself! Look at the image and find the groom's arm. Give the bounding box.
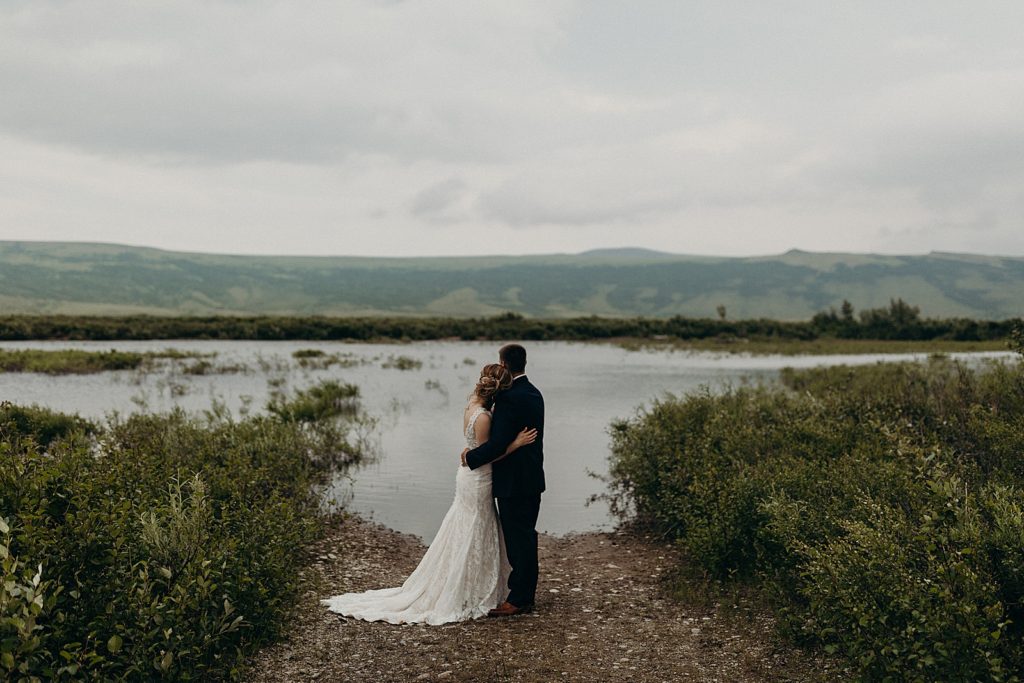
[465,397,519,470]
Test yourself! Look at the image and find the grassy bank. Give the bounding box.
[0,380,367,681]
[0,348,209,375]
[614,337,1010,355]
[604,347,1024,680]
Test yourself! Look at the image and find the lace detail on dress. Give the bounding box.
[464,406,489,449]
[321,404,510,625]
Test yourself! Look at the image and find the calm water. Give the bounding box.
[0,340,1012,541]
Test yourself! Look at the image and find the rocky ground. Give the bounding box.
[246,516,848,683]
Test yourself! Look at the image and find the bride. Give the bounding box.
[321,363,537,625]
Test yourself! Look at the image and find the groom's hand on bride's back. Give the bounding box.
[460,448,469,467]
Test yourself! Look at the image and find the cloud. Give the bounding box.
[410,177,471,222]
[0,0,576,164]
[1,0,1023,257]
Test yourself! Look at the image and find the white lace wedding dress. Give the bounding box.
[321,406,511,625]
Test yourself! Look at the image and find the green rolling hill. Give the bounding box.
[0,241,1021,319]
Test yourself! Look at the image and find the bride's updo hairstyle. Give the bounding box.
[474,363,513,409]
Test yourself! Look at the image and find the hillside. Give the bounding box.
[0,241,1021,319]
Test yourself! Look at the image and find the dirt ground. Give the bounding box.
[246,516,849,683]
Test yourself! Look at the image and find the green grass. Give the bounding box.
[615,337,1010,355]
[0,348,210,375]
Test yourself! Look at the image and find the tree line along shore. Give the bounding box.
[0,299,1019,345]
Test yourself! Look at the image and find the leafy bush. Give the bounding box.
[605,356,1024,681]
[792,471,1017,681]
[0,380,367,680]
[1011,324,1024,357]
[1,516,62,681]
[266,379,361,423]
[0,402,95,448]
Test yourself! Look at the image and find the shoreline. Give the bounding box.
[245,514,847,682]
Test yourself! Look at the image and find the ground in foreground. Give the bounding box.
[246,517,846,683]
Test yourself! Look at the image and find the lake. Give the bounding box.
[0,340,1012,542]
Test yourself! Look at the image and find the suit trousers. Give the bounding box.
[496,495,541,608]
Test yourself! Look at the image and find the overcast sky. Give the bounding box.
[1,1,1022,257]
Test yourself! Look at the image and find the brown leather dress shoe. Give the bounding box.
[487,601,531,617]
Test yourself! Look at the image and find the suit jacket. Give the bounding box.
[465,375,545,497]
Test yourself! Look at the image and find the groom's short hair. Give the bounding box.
[499,344,527,374]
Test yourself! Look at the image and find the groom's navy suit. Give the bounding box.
[465,375,544,608]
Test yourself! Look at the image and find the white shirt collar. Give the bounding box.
[512,374,527,381]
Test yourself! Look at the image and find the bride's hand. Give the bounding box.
[512,427,538,450]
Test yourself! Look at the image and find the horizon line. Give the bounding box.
[1,239,1019,261]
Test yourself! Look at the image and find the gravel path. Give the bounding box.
[246,516,848,682]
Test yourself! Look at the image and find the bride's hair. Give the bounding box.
[474,363,513,408]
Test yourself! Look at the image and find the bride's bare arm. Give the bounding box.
[492,427,537,463]
[471,415,536,464]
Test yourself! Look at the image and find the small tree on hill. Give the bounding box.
[840,299,854,321]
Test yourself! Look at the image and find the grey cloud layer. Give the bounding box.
[1,0,1022,256]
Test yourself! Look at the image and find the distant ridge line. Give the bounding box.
[0,240,1021,319]
[1,239,1018,262]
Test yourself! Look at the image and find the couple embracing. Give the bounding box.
[322,344,545,624]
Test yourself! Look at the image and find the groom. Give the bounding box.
[461,343,545,616]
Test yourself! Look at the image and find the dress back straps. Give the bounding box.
[465,406,489,437]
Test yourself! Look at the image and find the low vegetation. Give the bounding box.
[0,348,259,377]
[605,342,1024,680]
[0,380,367,681]
[0,349,150,374]
[0,300,1018,347]
[381,354,422,371]
[618,336,1009,355]
[291,349,362,370]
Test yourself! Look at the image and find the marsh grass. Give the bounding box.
[0,348,212,375]
[292,349,363,370]
[381,354,422,370]
[614,336,1010,356]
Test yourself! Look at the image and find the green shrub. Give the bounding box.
[792,470,1018,681]
[1010,325,1024,356]
[267,379,361,424]
[606,357,1024,681]
[1,516,62,681]
[0,383,367,680]
[0,402,95,448]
